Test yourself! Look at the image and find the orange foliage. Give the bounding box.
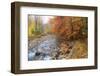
[49,16,87,40]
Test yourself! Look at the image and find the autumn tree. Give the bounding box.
[50,16,88,40]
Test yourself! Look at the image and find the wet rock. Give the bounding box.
[28,48,37,61]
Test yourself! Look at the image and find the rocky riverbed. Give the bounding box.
[28,34,87,61]
[28,34,59,60]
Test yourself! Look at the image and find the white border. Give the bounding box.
[20,7,95,70]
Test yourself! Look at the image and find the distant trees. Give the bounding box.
[28,15,35,37]
[28,15,88,40]
[34,16,43,34]
[28,16,43,37]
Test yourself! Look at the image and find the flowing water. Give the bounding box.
[28,34,59,61]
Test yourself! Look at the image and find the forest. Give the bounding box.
[28,15,88,60]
